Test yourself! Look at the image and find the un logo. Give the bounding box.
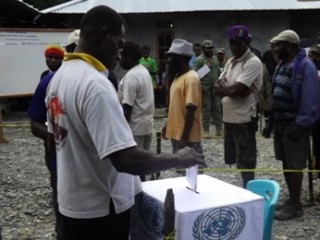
[193,206,246,240]
[140,194,164,238]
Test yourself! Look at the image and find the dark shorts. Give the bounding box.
[224,118,258,169]
[274,122,310,169]
[59,199,130,240]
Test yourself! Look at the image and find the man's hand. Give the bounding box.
[214,79,249,98]
[175,147,205,168]
[161,125,168,140]
[213,80,225,98]
[262,121,273,138]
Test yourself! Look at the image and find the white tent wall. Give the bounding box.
[0,29,71,98]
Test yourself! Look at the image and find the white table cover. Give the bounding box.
[141,174,264,240]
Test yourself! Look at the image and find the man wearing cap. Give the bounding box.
[193,40,222,137]
[65,29,80,53]
[164,39,205,174]
[216,47,228,73]
[40,44,65,80]
[214,25,263,188]
[262,30,320,220]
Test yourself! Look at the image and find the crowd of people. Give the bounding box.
[28,5,204,240]
[22,3,320,240]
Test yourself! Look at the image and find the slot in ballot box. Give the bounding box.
[141,174,264,240]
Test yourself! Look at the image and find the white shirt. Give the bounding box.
[46,58,141,219]
[219,49,263,123]
[118,64,154,136]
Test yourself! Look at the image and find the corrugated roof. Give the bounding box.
[0,0,39,25]
[40,0,90,14]
[41,0,320,14]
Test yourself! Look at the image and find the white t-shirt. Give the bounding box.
[46,57,141,219]
[219,49,263,123]
[118,64,154,136]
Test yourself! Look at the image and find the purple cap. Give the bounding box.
[228,25,250,41]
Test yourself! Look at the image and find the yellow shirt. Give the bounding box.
[165,70,202,142]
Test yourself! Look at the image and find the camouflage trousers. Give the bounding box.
[202,86,222,131]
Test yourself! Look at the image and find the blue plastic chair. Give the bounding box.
[247,179,280,240]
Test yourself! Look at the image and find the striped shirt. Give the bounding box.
[272,62,298,122]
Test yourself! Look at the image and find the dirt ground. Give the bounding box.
[1,111,320,240]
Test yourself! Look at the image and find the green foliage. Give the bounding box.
[164,231,175,240]
[23,0,68,10]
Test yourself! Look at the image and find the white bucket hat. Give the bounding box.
[166,39,193,57]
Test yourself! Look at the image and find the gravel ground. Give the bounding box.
[1,110,320,240]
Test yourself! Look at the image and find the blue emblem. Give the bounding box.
[193,206,246,240]
[139,194,164,238]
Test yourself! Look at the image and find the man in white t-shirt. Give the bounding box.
[118,41,155,182]
[45,6,204,240]
[214,25,263,188]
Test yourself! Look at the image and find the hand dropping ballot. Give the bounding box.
[186,165,198,193]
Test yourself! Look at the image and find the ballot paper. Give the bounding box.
[196,64,210,79]
[186,165,198,192]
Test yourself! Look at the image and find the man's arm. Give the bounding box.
[30,120,47,140]
[214,79,250,98]
[180,105,196,142]
[109,146,205,175]
[29,74,54,140]
[47,132,56,154]
[214,57,262,98]
[150,58,158,75]
[122,103,132,122]
[296,61,320,127]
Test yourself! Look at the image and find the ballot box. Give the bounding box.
[140,174,264,240]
